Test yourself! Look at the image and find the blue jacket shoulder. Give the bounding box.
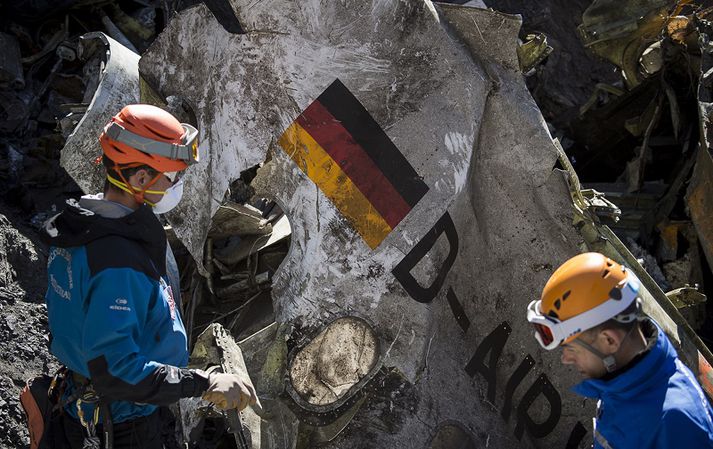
[86,235,162,281]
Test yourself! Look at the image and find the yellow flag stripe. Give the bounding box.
[278,122,392,249]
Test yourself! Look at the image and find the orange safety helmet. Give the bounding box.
[527,252,641,350]
[99,104,199,173]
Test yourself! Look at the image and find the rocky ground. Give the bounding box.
[0,204,60,448]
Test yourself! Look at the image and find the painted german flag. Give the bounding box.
[278,79,429,249]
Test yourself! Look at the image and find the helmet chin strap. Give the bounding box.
[573,324,637,373]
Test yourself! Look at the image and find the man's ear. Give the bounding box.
[598,328,622,353]
[130,169,150,187]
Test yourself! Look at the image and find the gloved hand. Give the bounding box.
[202,372,258,411]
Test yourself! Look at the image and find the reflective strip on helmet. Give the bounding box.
[527,273,640,350]
[103,121,199,164]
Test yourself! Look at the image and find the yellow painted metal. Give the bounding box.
[278,122,392,249]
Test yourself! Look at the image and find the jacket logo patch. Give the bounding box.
[110,298,131,312]
[48,248,73,300]
[50,275,71,300]
[165,285,176,321]
[159,277,177,320]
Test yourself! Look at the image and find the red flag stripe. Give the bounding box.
[296,101,412,229]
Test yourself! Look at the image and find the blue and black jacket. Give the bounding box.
[574,320,713,448]
[42,197,209,423]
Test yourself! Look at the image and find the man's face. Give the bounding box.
[560,332,609,379]
[145,174,174,205]
[130,169,174,205]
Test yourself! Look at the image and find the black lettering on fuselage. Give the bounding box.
[392,211,576,444]
[465,321,512,403]
[392,212,458,303]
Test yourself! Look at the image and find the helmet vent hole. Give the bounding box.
[602,269,610,278]
[146,124,178,141]
[562,290,571,301]
[547,310,559,319]
[554,299,561,310]
[606,260,614,267]
[609,287,622,300]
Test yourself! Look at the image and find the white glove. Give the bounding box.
[202,372,258,411]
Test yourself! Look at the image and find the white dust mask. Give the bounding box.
[151,179,184,214]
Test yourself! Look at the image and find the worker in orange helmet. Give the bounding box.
[527,252,713,449]
[42,104,257,449]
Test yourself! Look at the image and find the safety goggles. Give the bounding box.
[527,274,641,350]
[103,121,200,165]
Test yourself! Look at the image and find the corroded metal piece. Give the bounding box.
[60,32,140,193]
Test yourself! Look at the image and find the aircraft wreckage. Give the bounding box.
[59,1,713,448]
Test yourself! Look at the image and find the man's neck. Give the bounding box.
[104,189,140,210]
[615,324,649,368]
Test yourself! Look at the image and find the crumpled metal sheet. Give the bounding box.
[139,2,588,447]
[578,0,672,88]
[688,147,713,276]
[60,32,140,193]
[190,324,259,448]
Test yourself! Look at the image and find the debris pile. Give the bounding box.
[0,210,60,448]
[544,0,713,342]
[177,186,291,347]
[0,0,169,226]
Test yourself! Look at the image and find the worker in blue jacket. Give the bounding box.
[43,104,257,449]
[527,252,713,448]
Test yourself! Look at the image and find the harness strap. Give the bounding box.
[99,399,114,449]
[573,338,618,372]
[68,371,114,449]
